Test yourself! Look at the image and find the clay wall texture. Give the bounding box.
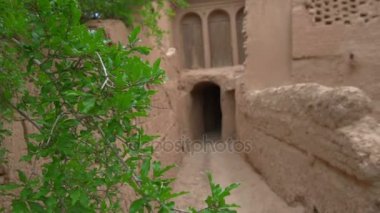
[237,84,380,212]
[2,0,380,212]
[238,0,380,212]
[292,0,380,120]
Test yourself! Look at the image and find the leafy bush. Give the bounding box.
[0,0,238,212]
[79,0,188,41]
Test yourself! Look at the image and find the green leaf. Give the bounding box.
[79,193,90,207]
[140,158,151,178]
[165,191,188,200]
[29,202,45,213]
[45,196,57,210]
[221,183,240,198]
[78,96,96,113]
[63,90,83,97]
[18,170,27,183]
[153,161,175,178]
[132,46,151,55]
[0,183,21,191]
[152,58,161,73]
[129,198,145,213]
[20,187,33,200]
[70,190,81,205]
[12,200,28,213]
[128,27,141,45]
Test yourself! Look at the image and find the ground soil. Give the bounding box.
[172,137,305,213]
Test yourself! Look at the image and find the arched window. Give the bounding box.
[208,10,233,67]
[181,13,205,69]
[236,8,246,64]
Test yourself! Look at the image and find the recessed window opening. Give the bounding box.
[181,13,205,69]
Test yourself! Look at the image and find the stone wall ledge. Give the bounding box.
[240,83,380,181]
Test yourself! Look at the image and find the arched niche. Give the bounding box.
[236,8,246,64]
[208,10,233,67]
[181,13,205,69]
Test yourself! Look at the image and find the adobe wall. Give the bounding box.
[239,0,380,212]
[237,83,380,213]
[292,0,380,120]
[243,0,292,89]
[243,0,380,119]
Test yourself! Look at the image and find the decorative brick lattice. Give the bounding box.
[305,0,380,25]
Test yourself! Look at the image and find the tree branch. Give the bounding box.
[7,101,41,131]
[96,52,114,90]
[43,112,65,147]
[172,208,191,213]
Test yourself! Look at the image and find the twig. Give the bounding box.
[11,38,42,65]
[7,101,41,131]
[96,52,114,89]
[172,208,190,213]
[44,112,64,147]
[11,38,21,45]
[123,77,157,91]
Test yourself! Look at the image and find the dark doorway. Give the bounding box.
[191,82,222,139]
[202,84,222,133]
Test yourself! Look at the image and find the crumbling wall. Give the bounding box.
[292,0,380,120]
[236,83,380,213]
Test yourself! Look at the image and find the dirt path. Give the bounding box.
[172,139,304,213]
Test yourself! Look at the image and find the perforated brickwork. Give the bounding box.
[305,0,380,25]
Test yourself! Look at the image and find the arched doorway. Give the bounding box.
[190,82,222,139]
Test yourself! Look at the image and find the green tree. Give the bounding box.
[79,0,188,41]
[0,0,239,212]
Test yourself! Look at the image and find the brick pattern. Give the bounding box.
[305,0,380,25]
